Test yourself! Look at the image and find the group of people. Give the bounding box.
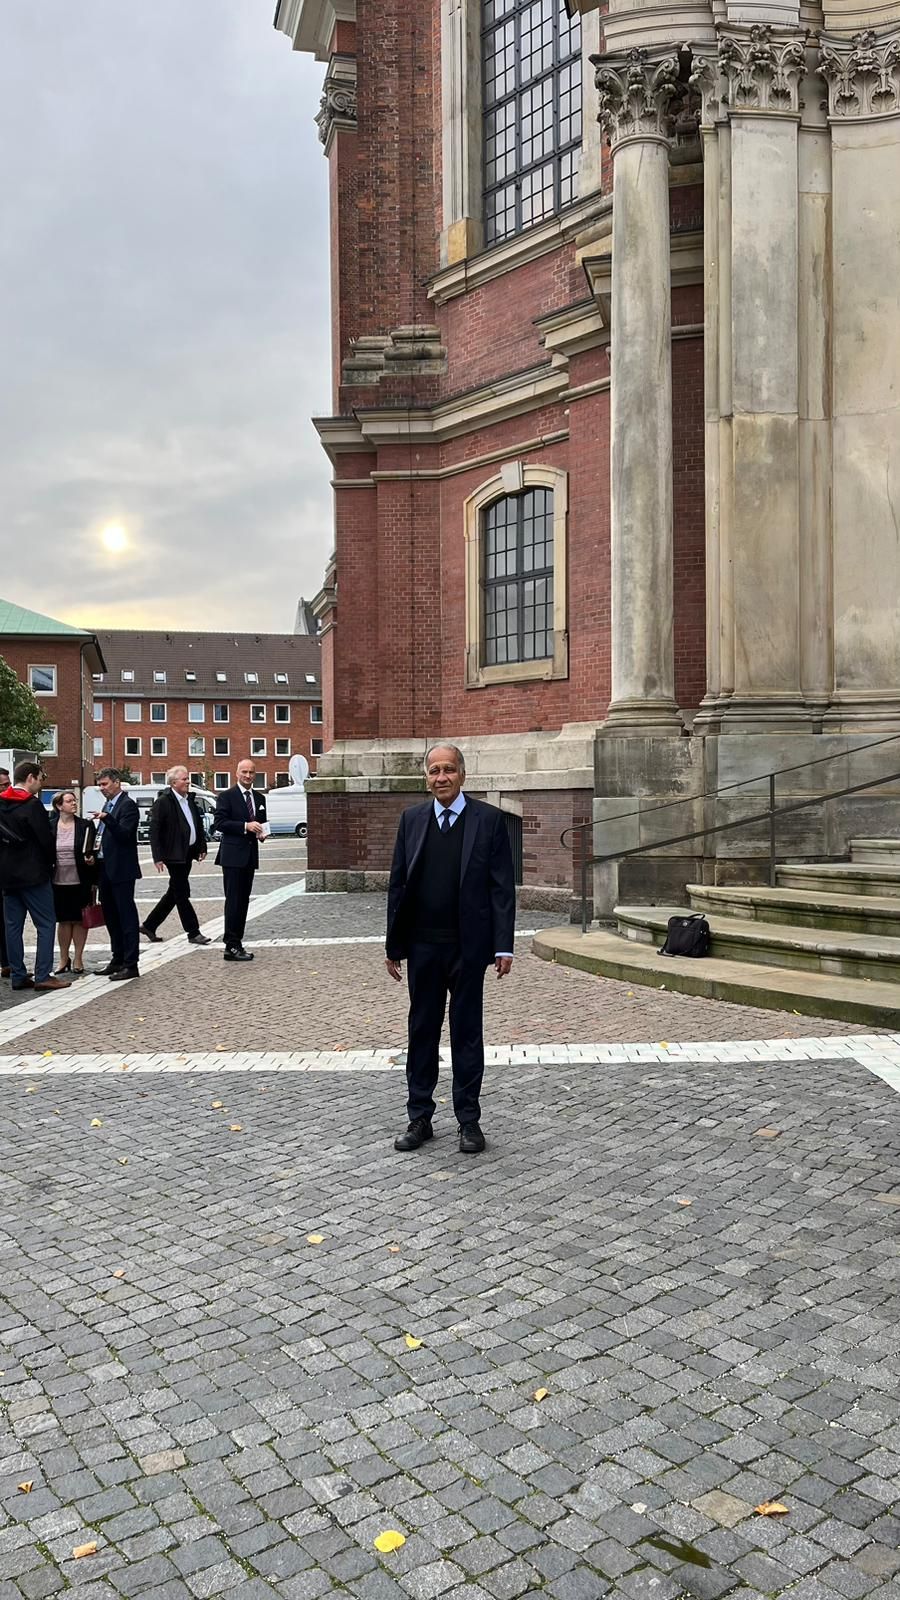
[0,757,270,987]
[2,741,515,1158]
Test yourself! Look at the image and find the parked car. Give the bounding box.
[264,784,308,838]
[119,784,220,844]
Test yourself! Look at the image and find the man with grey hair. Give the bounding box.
[385,742,516,1154]
[141,767,210,945]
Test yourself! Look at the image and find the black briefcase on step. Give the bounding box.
[660,913,710,958]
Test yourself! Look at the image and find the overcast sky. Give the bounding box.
[0,2,331,633]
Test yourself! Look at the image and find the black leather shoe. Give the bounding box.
[458,1123,486,1154]
[109,966,140,981]
[140,925,163,943]
[224,947,254,961]
[394,1118,433,1152]
[98,961,122,976]
[11,977,35,991]
[188,932,211,945]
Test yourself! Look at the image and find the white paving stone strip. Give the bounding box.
[0,877,307,1047]
[2,1035,900,1093]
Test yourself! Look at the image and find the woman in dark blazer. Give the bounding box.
[49,790,96,975]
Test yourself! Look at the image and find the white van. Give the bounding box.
[263,785,308,838]
[80,783,219,844]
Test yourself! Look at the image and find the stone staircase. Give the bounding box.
[534,839,900,1027]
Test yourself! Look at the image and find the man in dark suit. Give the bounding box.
[141,766,211,946]
[385,743,515,1155]
[92,768,141,981]
[214,758,267,961]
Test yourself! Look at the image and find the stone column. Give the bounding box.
[595,47,683,734]
[821,25,900,727]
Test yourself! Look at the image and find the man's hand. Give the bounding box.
[246,821,264,836]
[198,852,207,862]
[495,956,513,979]
[155,862,167,875]
[385,958,402,982]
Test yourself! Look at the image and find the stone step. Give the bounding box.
[777,861,900,899]
[532,923,900,1029]
[851,838,900,865]
[689,881,900,939]
[614,903,900,985]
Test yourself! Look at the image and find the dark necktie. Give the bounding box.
[244,788,254,819]
[439,809,452,832]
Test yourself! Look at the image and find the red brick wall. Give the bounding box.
[0,638,94,790]
[90,696,323,788]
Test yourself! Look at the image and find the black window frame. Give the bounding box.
[482,488,555,667]
[482,0,582,246]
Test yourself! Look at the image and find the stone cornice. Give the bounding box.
[691,24,808,122]
[820,26,900,119]
[591,46,681,147]
[427,191,611,306]
[315,54,357,153]
[274,0,356,62]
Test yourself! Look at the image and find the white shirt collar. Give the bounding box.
[433,792,466,822]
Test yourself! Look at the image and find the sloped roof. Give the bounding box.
[0,598,95,639]
[94,630,321,700]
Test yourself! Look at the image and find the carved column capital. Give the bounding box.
[819,27,900,121]
[691,24,808,124]
[591,46,680,148]
[315,54,357,153]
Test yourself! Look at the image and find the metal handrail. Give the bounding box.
[560,728,900,851]
[575,763,900,934]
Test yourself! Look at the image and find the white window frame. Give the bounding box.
[213,703,229,723]
[153,669,167,683]
[213,737,230,757]
[125,736,142,757]
[464,463,568,688]
[310,704,323,724]
[244,671,259,685]
[274,704,290,723]
[121,669,135,683]
[250,737,267,758]
[28,664,57,696]
[151,771,166,786]
[124,702,142,722]
[215,671,227,683]
[184,670,197,682]
[188,703,205,723]
[274,671,289,685]
[311,738,324,757]
[150,703,167,722]
[93,701,104,722]
[189,772,204,788]
[252,772,267,790]
[39,724,58,756]
[275,738,291,757]
[188,734,206,757]
[250,704,267,723]
[150,736,168,757]
[214,771,230,790]
[93,737,104,758]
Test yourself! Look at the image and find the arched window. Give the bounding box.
[465,465,568,687]
[482,0,582,245]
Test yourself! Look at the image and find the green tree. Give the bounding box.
[118,764,138,785]
[0,654,50,751]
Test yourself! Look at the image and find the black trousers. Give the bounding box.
[143,861,200,937]
[99,874,140,969]
[0,900,7,969]
[405,941,488,1126]
[223,866,255,949]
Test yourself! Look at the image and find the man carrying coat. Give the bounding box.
[214,758,267,961]
[93,767,141,980]
[385,743,515,1155]
[141,766,211,946]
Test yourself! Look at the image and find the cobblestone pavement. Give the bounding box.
[1,1059,899,1600]
[2,852,899,1599]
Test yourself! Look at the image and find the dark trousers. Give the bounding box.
[223,866,255,949]
[99,874,140,969]
[0,898,7,969]
[406,941,488,1126]
[144,861,200,937]
[4,882,56,983]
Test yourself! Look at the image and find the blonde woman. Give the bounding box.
[49,790,96,975]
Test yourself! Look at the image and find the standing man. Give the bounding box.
[385,743,515,1155]
[93,768,141,981]
[0,761,70,992]
[141,767,211,946]
[214,758,267,961]
[0,766,9,977]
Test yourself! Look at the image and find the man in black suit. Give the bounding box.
[92,768,141,981]
[214,758,267,961]
[141,766,211,946]
[385,743,515,1155]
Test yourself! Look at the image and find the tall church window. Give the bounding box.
[483,0,582,246]
[483,490,554,664]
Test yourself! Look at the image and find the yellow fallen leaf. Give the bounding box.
[404,1334,423,1350]
[387,1245,400,1254]
[306,1234,324,1245]
[17,1480,34,1493]
[211,1100,223,1108]
[229,1124,243,1132]
[25,1085,39,1094]
[43,1051,53,1058]
[112,1270,126,1279]
[755,1501,789,1517]
[374,1530,406,1554]
[675,1197,693,1207]
[117,1157,128,1166]
[90,1119,103,1128]
[120,1064,129,1072]
[53,1109,60,1116]
[658,1042,669,1049]
[533,1387,549,1402]
[72,1542,98,1559]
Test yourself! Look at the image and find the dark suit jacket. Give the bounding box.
[214,786,267,869]
[98,793,141,884]
[49,812,97,887]
[386,795,516,965]
[149,788,207,865]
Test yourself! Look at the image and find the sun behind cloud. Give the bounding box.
[101,522,128,553]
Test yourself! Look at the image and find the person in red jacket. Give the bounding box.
[0,761,70,992]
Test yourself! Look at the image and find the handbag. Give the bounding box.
[660,913,710,958]
[81,892,106,930]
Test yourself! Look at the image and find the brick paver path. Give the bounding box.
[2,847,899,1599]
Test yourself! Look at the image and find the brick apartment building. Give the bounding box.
[277,0,900,902]
[0,598,105,790]
[91,632,323,792]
